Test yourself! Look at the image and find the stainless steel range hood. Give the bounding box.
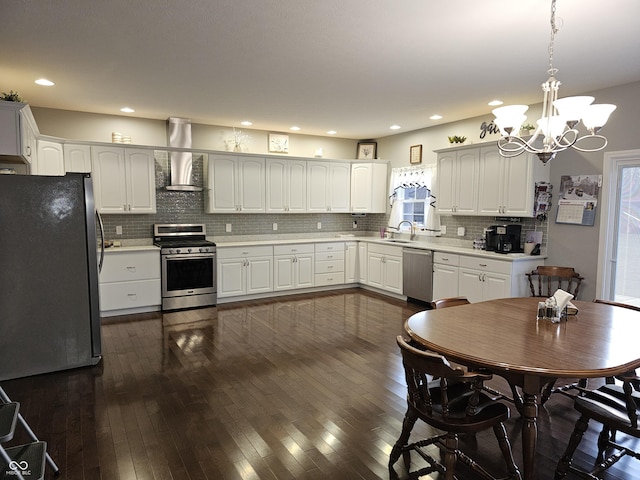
[166,117,202,191]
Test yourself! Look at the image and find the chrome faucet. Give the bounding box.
[396,220,416,240]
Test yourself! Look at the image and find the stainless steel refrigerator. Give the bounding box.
[0,173,102,380]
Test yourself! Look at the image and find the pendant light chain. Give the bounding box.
[548,0,558,77]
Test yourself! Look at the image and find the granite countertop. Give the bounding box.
[211,233,546,262]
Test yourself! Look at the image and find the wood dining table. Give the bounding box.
[404,296,640,480]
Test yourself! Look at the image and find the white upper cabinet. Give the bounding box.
[350,162,388,213]
[92,146,156,214]
[436,148,479,215]
[205,154,265,213]
[477,145,550,217]
[265,158,306,213]
[64,143,92,173]
[0,102,38,165]
[307,161,351,212]
[436,142,549,217]
[34,139,65,175]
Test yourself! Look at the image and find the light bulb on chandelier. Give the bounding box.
[492,0,616,164]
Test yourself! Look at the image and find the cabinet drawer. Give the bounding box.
[367,243,403,257]
[315,242,344,253]
[434,252,460,266]
[273,243,314,255]
[459,255,511,275]
[100,250,160,283]
[99,279,161,311]
[315,259,344,274]
[218,245,273,259]
[315,250,344,262]
[315,272,345,286]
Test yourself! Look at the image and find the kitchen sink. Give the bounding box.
[383,239,413,244]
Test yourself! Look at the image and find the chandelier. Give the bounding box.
[492,0,616,164]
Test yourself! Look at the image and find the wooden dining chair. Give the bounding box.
[390,336,522,480]
[526,265,584,299]
[430,296,470,309]
[555,371,640,479]
[430,297,518,404]
[526,267,584,402]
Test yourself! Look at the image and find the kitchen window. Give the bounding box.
[397,185,429,227]
[388,165,441,236]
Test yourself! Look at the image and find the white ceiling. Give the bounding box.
[2,0,639,139]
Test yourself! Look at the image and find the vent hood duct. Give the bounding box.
[166,117,202,191]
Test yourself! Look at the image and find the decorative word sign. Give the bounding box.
[480,121,500,139]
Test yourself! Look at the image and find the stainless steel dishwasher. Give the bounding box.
[403,248,433,304]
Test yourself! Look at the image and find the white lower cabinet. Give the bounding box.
[345,241,358,283]
[458,259,510,304]
[99,249,161,316]
[358,242,368,284]
[457,255,540,303]
[432,252,460,300]
[315,242,345,286]
[366,243,403,294]
[273,244,314,291]
[217,246,273,298]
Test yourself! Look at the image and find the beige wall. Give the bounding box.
[31,107,358,160]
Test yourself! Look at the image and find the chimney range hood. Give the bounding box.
[166,117,202,191]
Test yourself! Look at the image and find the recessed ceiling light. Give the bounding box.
[240,120,253,126]
[390,125,401,130]
[290,126,301,131]
[326,130,337,135]
[35,78,55,86]
[430,114,443,120]
[120,107,135,113]
[488,100,503,106]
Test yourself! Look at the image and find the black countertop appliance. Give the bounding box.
[494,224,522,253]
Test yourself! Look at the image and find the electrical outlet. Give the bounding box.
[273,223,278,231]
[352,221,357,229]
[317,222,322,229]
[225,223,232,233]
[440,225,447,235]
[115,225,122,235]
[457,227,466,236]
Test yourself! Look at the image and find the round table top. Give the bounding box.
[405,297,640,379]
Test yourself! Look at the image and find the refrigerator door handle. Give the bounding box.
[96,210,105,273]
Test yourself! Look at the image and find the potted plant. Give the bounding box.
[0,90,24,102]
[448,135,467,145]
[520,123,535,136]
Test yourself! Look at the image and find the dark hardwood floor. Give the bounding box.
[3,289,639,479]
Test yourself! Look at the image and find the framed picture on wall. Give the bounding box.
[410,144,422,164]
[269,133,289,153]
[357,141,377,159]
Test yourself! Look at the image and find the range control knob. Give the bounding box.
[175,248,181,254]
[188,248,192,253]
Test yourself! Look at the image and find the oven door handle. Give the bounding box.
[164,254,216,260]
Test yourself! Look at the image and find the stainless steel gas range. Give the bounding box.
[153,224,216,311]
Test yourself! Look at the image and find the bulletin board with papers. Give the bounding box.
[555,174,602,226]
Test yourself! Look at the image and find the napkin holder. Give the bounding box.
[536,289,575,323]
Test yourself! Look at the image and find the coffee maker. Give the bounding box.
[485,224,522,253]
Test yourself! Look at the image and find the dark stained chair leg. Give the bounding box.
[493,423,522,480]
[555,414,589,479]
[389,408,418,470]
